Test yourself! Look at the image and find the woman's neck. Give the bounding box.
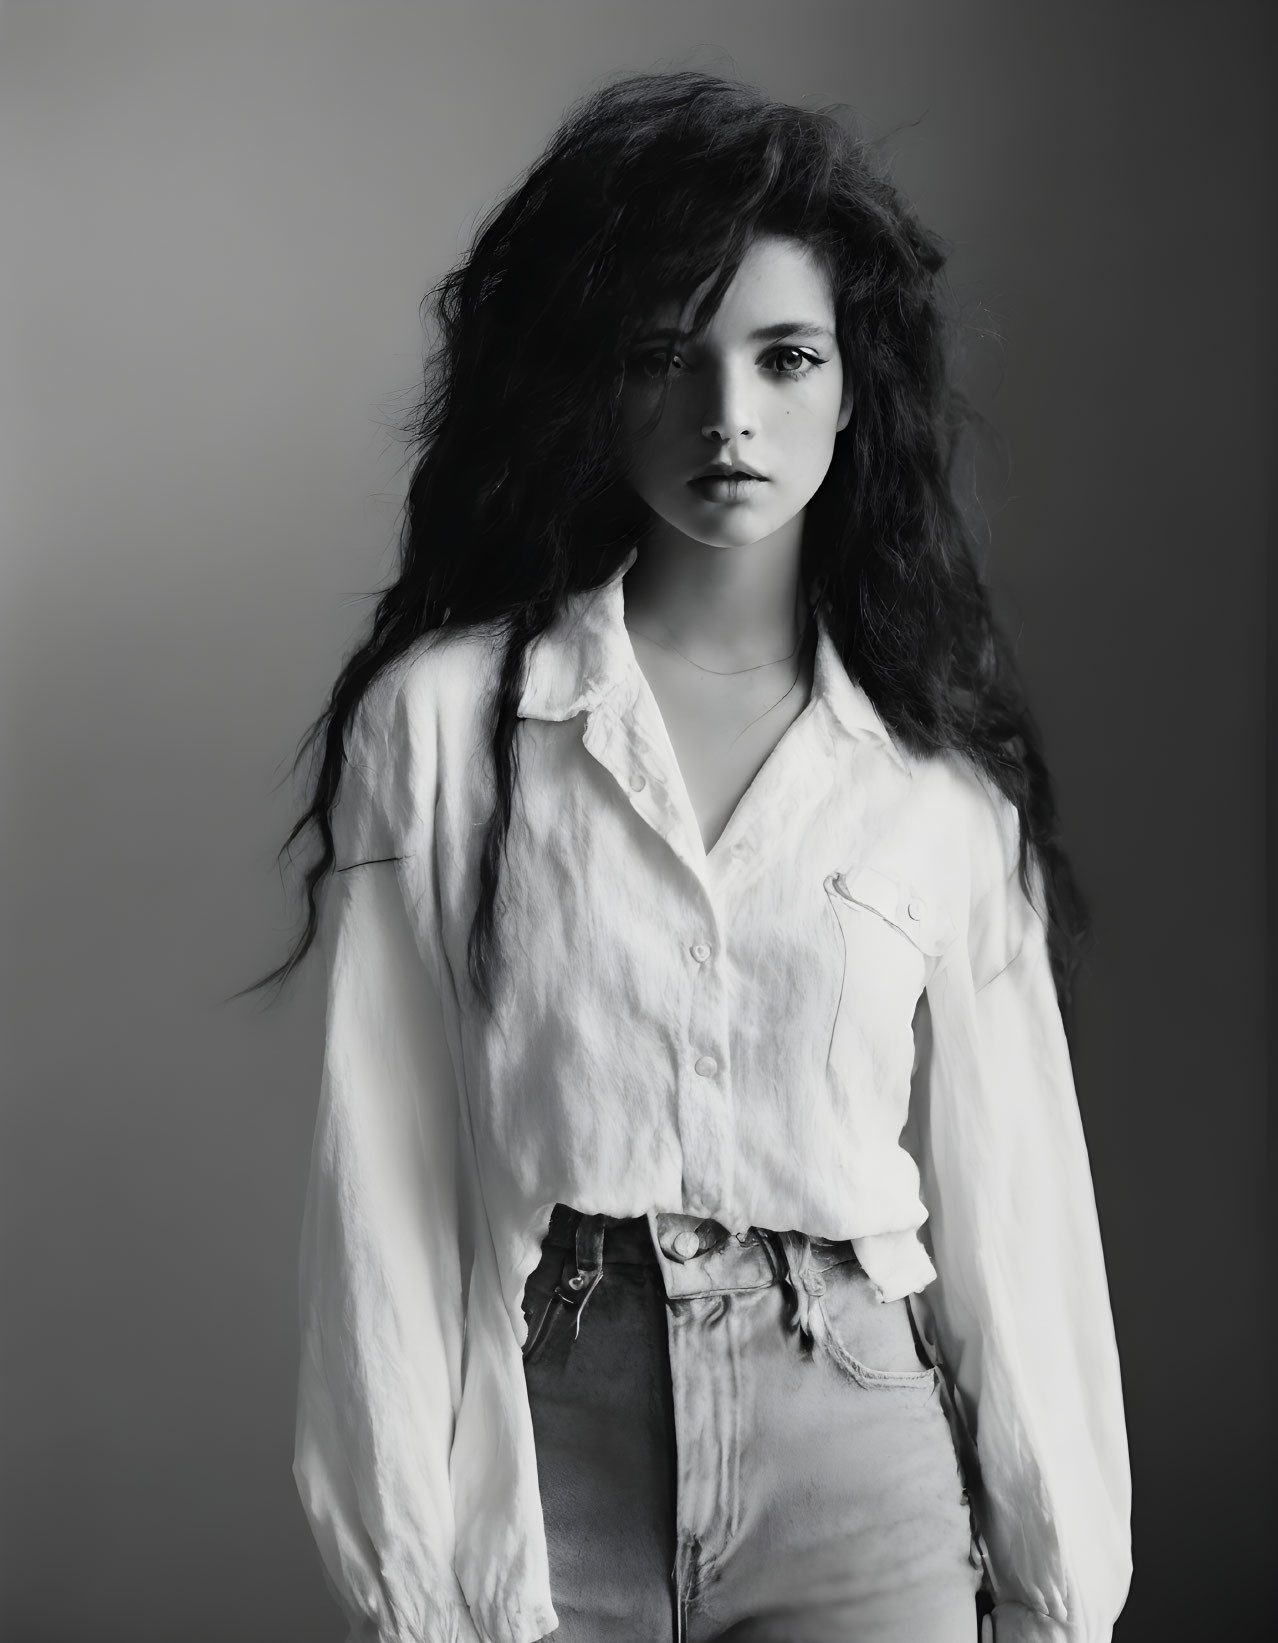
[622,517,807,670]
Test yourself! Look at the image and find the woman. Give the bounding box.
[252,70,1131,1643]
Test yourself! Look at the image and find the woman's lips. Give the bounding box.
[688,474,767,501]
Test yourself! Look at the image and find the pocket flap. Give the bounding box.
[826,863,955,957]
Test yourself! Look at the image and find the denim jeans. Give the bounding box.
[521,1205,984,1642]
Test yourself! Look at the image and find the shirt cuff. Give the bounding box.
[851,1227,938,1301]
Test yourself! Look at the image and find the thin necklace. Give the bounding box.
[726,655,807,747]
[630,618,814,749]
[629,614,809,676]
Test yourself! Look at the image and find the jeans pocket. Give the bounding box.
[520,1271,570,1365]
[812,1257,937,1390]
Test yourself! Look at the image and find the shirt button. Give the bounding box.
[907,898,924,920]
[629,772,646,792]
[690,942,711,963]
[694,1054,718,1078]
[671,1229,701,1260]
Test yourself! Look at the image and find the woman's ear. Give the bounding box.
[836,382,854,433]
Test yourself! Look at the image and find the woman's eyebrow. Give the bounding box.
[636,321,835,343]
[748,321,835,342]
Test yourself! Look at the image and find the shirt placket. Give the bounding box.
[579,693,705,882]
[579,692,734,1212]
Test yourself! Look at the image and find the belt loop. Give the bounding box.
[773,1230,827,1348]
[575,1212,605,1283]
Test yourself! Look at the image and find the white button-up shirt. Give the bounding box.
[293,551,1132,1643]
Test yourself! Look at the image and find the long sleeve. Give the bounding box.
[908,843,1132,1643]
[292,680,483,1643]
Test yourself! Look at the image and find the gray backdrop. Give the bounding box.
[2,3,1270,1639]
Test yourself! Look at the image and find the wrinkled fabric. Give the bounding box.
[292,549,1131,1643]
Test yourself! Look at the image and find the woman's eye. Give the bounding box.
[630,349,682,380]
[767,347,821,376]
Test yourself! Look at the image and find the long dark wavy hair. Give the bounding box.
[244,68,1091,1032]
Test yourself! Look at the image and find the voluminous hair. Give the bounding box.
[246,68,1092,1035]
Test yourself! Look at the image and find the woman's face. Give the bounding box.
[619,233,852,552]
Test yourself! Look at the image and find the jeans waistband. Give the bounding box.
[541,1203,862,1271]
[541,1203,743,1265]
[538,1203,865,1348]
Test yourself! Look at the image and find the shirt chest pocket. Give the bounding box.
[822,863,956,1069]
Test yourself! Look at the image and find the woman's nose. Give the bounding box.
[698,363,756,443]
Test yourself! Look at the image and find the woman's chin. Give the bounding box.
[652,511,797,553]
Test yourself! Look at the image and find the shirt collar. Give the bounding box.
[516,549,640,723]
[809,609,912,775]
[516,546,912,776]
